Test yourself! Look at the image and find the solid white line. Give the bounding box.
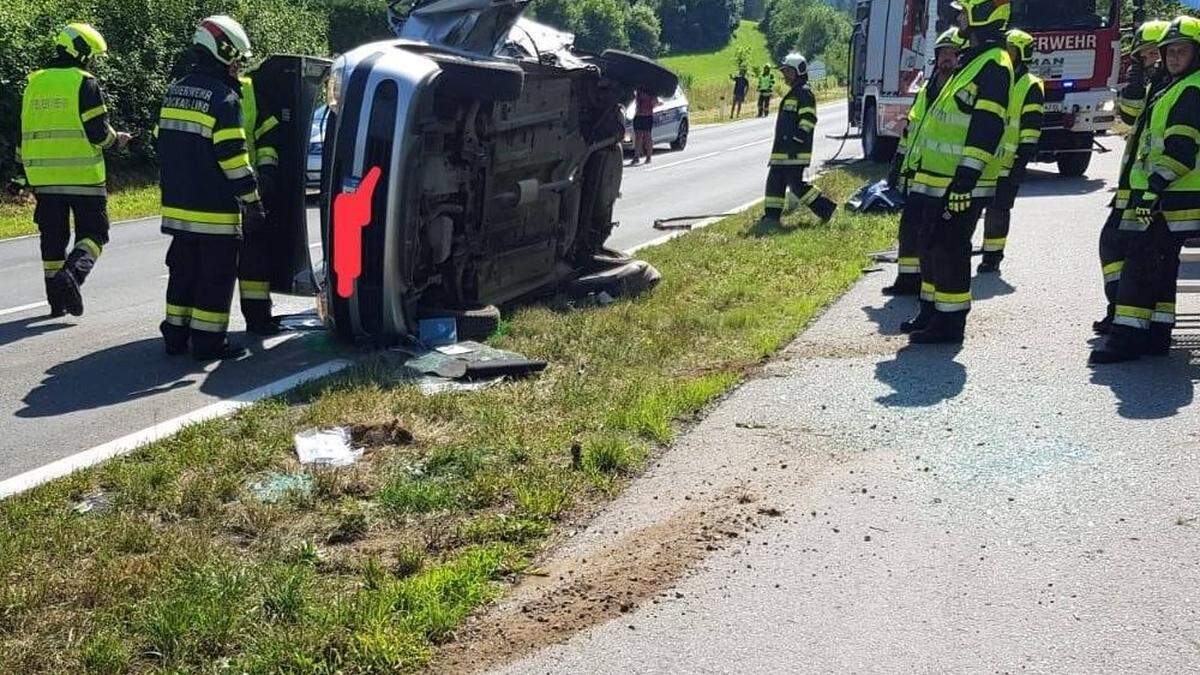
[0,359,353,500]
[0,301,49,318]
[645,137,773,173]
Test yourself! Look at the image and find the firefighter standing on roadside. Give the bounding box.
[18,23,132,318]
[1091,16,1200,365]
[883,27,967,296]
[237,70,284,336]
[757,65,776,117]
[758,53,838,230]
[902,0,1013,344]
[977,29,1044,274]
[157,15,264,361]
[1093,19,1170,335]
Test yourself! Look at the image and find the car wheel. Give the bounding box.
[416,304,502,341]
[426,52,525,102]
[565,260,662,299]
[597,50,679,97]
[1056,152,1092,177]
[573,144,624,262]
[670,118,689,151]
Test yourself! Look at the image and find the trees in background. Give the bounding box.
[761,0,852,83]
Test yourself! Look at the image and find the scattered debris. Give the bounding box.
[402,341,547,394]
[351,421,414,447]
[735,421,768,430]
[295,428,364,467]
[247,472,314,504]
[419,317,458,346]
[72,490,111,515]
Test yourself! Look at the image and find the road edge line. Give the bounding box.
[0,359,353,500]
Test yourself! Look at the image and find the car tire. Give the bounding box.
[1056,152,1091,177]
[573,144,624,262]
[565,259,662,299]
[862,101,898,162]
[426,52,525,103]
[416,304,502,341]
[598,50,679,97]
[670,118,689,151]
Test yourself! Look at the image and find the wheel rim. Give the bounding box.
[677,120,688,146]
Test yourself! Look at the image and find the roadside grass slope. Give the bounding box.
[0,172,159,240]
[0,164,892,673]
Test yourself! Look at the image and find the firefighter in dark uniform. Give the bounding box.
[157,15,264,361]
[758,53,837,230]
[902,0,1013,344]
[1093,19,1170,334]
[884,27,967,296]
[237,72,284,335]
[978,28,1044,274]
[18,23,131,317]
[1092,16,1200,364]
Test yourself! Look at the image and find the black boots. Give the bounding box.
[883,273,921,297]
[976,256,1002,274]
[909,310,966,344]
[900,300,934,334]
[50,269,83,317]
[810,196,837,224]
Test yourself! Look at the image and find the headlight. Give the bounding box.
[326,60,345,114]
[1100,99,1115,113]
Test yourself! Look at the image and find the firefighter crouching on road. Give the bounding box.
[238,71,284,336]
[157,15,265,361]
[758,54,838,229]
[901,0,1013,344]
[977,29,1044,275]
[1091,16,1200,365]
[757,65,776,118]
[18,24,132,318]
[1093,19,1171,335]
[883,27,967,296]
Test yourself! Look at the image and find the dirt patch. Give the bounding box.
[430,490,773,673]
[352,420,415,448]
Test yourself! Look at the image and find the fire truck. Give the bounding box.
[848,0,1123,177]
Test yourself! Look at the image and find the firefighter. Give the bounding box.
[883,27,967,296]
[1093,19,1170,334]
[157,15,264,361]
[758,53,838,230]
[18,23,131,318]
[977,29,1044,274]
[757,65,776,118]
[237,70,284,336]
[902,0,1013,344]
[1091,16,1200,365]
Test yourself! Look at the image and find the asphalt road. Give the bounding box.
[0,103,851,486]
[492,140,1200,673]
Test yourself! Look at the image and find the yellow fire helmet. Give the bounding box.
[936,27,968,51]
[1006,29,1035,63]
[950,0,1011,30]
[54,23,108,62]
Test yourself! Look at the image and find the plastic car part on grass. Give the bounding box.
[846,179,906,214]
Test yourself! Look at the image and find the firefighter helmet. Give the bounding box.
[193,15,252,66]
[950,0,1011,30]
[1158,15,1200,52]
[780,52,808,77]
[1133,20,1171,54]
[935,27,967,51]
[54,23,108,62]
[1006,29,1035,63]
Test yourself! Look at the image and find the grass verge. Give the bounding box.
[0,164,893,673]
[0,172,160,240]
[661,20,845,126]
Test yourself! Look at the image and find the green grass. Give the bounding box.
[0,164,893,673]
[0,173,160,240]
[660,20,845,125]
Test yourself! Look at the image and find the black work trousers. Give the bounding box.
[161,236,239,357]
[1107,215,1182,353]
[982,165,1026,263]
[896,192,941,283]
[238,227,273,328]
[34,193,109,302]
[764,166,832,220]
[920,198,985,315]
[1098,208,1129,316]
[757,93,772,117]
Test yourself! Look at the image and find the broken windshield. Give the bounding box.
[1011,0,1114,31]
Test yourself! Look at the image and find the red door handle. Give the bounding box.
[332,166,382,299]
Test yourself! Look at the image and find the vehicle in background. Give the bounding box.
[622,85,691,153]
[848,0,1121,176]
[307,104,329,189]
[318,0,677,344]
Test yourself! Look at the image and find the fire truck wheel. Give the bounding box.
[1056,153,1092,177]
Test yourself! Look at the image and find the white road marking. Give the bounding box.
[644,137,773,173]
[0,301,49,318]
[0,359,352,500]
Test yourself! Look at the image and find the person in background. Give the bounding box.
[631,88,659,166]
[18,23,132,318]
[730,68,749,118]
[757,64,776,117]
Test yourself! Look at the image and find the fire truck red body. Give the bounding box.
[848,0,1121,177]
